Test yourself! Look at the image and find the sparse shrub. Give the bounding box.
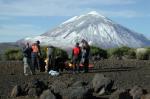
[107,46,132,59]
[54,47,68,59]
[41,46,68,60]
[147,48,150,59]
[4,48,23,60]
[119,46,131,55]
[90,46,107,59]
[4,46,68,61]
[112,48,123,58]
[136,52,148,60]
[127,49,136,59]
[107,48,123,59]
[136,48,149,60]
[40,47,47,59]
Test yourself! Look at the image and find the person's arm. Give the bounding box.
[87,46,90,59]
[38,45,41,56]
[23,46,27,53]
[79,47,82,60]
[22,46,28,57]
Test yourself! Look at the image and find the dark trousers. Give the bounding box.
[31,52,40,73]
[47,55,55,71]
[83,59,89,72]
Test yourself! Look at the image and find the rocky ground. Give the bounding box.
[0,59,150,99]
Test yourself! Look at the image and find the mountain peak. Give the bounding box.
[62,11,107,25]
[21,11,150,49]
[88,11,99,15]
[87,11,106,18]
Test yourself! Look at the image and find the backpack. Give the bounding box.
[73,47,81,57]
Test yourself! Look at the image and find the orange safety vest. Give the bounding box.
[73,47,80,57]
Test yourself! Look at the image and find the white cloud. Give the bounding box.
[0,0,137,16]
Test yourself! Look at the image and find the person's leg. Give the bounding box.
[23,57,28,75]
[72,57,76,74]
[31,53,35,74]
[54,58,60,72]
[76,59,80,73]
[27,58,33,75]
[46,55,51,71]
[49,56,53,70]
[53,58,57,71]
[36,54,40,70]
[84,59,89,73]
[52,57,56,70]
[60,62,64,72]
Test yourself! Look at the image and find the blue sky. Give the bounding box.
[0,0,150,42]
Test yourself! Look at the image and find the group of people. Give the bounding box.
[23,40,41,76]
[22,39,90,76]
[71,39,90,73]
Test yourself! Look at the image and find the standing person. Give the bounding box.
[81,39,90,73]
[72,42,81,74]
[36,40,41,56]
[36,40,42,70]
[23,42,33,76]
[45,45,55,72]
[31,41,41,74]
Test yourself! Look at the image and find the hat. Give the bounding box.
[75,42,79,46]
[36,40,40,44]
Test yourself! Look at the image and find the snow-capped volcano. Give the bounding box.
[22,11,150,49]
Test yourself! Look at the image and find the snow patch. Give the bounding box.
[62,16,78,24]
[88,11,106,18]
